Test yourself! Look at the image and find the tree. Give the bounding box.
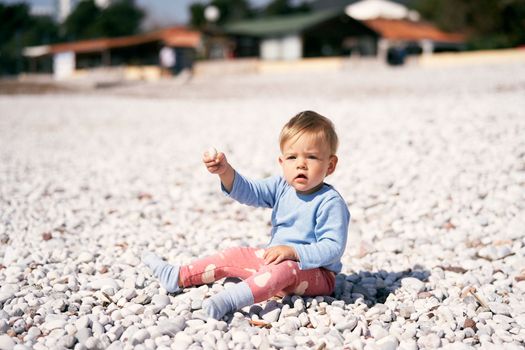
[95,0,144,37]
[188,0,315,28]
[410,0,525,49]
[264,0,311,16]
[189,0,254,27]
[25,15,60,45]
[62,0,101,40]
[211,0,254,24]
[189,3,207,29]
[0,3,59,75]
[0,3,32,44]
[62,0,144,40]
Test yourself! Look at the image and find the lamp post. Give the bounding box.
[203,5,222,59]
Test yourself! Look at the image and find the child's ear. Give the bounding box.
[278,156,284,166]
[326,155,338,176]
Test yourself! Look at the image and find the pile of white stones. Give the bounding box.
[1,62,524,349]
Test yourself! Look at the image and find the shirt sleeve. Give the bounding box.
[221,171,281,208]
[291,197,350,270]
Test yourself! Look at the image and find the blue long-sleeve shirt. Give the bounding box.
[222,171,350,273]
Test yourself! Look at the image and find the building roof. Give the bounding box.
[223,10,340,37]
[222,8,462,43]
[24,27,200,57]
[160,27,201,47]
[363,18,465,43]
[309,0,360,11]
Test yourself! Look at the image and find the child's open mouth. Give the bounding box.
[295,174,308,180]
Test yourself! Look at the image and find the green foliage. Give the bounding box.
[0,3,59,75]
[264,0,295,16]
[26,15,60,45]
[264,0,311,16]
[188,0,312,28]
[62,0,144,40]
[410,0,525,49]
[210,0,254,24]
[97,0,144,37]
[189,3,207,29]
[189,0,254,29]
[0,0,144,75]
[63,0,101,40]
[0,3,32,44]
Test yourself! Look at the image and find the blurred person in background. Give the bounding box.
[159,45,175,77]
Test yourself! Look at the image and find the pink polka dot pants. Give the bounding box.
[179,247,335,303]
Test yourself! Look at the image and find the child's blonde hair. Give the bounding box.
[279,111,339,155]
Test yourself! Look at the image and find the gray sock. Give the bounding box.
[202,281,254,320]
[142,251,181,293]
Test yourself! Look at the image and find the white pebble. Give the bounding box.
[207,147,218,159]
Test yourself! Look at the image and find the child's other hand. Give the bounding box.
[263,245,298,265]
[203,150,228,175]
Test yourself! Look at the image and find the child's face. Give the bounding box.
[279,132,338,194]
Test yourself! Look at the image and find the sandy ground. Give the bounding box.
[1,62,525,349]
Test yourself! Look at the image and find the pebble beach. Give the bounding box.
[1,62,525,349]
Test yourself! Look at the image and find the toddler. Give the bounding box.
[143,110,350,320]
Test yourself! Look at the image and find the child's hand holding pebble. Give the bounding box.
[206,147,217,160]
[203,147,228,175]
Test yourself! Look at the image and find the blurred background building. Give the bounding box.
[1,0,524,79]
[212,0,464,62]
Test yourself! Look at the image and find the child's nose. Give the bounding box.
[296,158,307,169]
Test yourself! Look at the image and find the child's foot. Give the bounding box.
[202,298,223,320]
[141,251,181,293]
[202,281,254,320]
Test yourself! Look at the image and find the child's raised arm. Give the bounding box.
[203,147,283,208]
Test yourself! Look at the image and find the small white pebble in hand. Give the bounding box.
[207,146,218,160]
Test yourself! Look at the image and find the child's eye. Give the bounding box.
[287,156,296,160]
[308,155,318,160]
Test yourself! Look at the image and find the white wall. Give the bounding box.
[261,39,281,60]
[260,35,302,61]
[53,52,75,80]
[281,35,302,61]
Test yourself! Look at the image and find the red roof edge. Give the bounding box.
[49,26,201,54]
[363,19,465,43]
